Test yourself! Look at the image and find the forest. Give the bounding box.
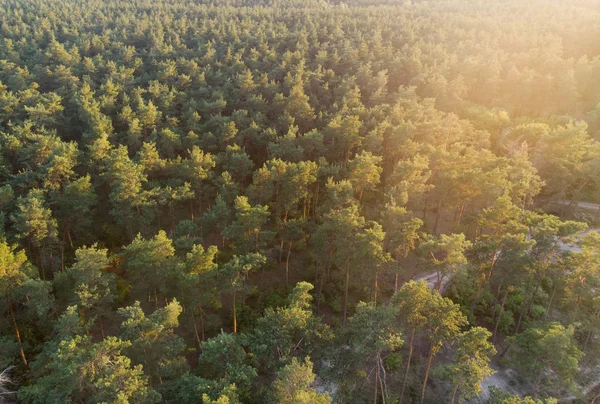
[1,0,600,402]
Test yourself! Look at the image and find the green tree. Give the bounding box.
[118,300,189,387]
[251,282,330,370]
[0,241,38,365]
[220,253,266,333]
[347,151,383,202]
[179,244,218,345]
[381,201,423,293]
[508,323,583,398]
[345,302,403,403]
[103,145,152,238]
[119,230,176,308]
[419,288,468,404]
[21,307,159,404]
[11,189,58,278]
[222,196,271,254]
[181,146,216,218]
[62,244,116,337]
[435,327,496,403]
[51,175,97,249]
[270,357,331,404]
[419,233,471,292]
[395,280,433,404]
[198,331,257,400]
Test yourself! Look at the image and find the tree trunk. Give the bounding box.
[200,308,205,341]
[420,344,435,404]
[286,240,292,286]
[303,196,307,219]
[469,278,484,321]
[7,294,27,366]
[373,351,380,404]
[343,258,350,328]
[493,287,509,344]
[432,201,443,235]
[394,273,399,295]
[373,268,378,307]
[514,294,529,334]
[584,330,593,353]
[317,266,326,315]
[399,329,416,404]
[39,249,45,280]
[526,275,543,317]
[455,201,466,227]
[315,263,321,314]
[232,291,237,333]
[450,384,459,404]
[545,285,557,319]
[533,370,543,399]
[491,282,503,319]
[67,228,74,249]
[379,355,387,404]
[193,315,202,348]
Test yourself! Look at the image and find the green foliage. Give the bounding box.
[198,332,257,401]
[0,0,599,401]
[118,300,189,386]
[435,327,496,402]
[20,307,159,404]
[251,282,331,369]
[508,323,583,396]
[270,357,331,404]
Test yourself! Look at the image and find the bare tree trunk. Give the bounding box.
[286,240,292,286]
[455,201,466,227]
[533,370,543,399]
[232,292,237,333]
[399,329,415,404]
[343,259,350,328]
[315,264,321,314]
[192,315,202,348]
[373,268,378,307]
[39,250,45,280]
[67,228,74,249]
[514,295,529,334]
[493,287,509,344]
[379,355,387,404]
[450,384,459,404]
[420,344,435,404]
[584,330,593,353]
[373,351,380,404]
[545,285,557,319]
[432,201,443,235]
[7,295,27,366]
[469,278,484,321]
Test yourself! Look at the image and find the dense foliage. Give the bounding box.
[1,0,600,402]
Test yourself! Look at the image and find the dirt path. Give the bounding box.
[556,200,600,211]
